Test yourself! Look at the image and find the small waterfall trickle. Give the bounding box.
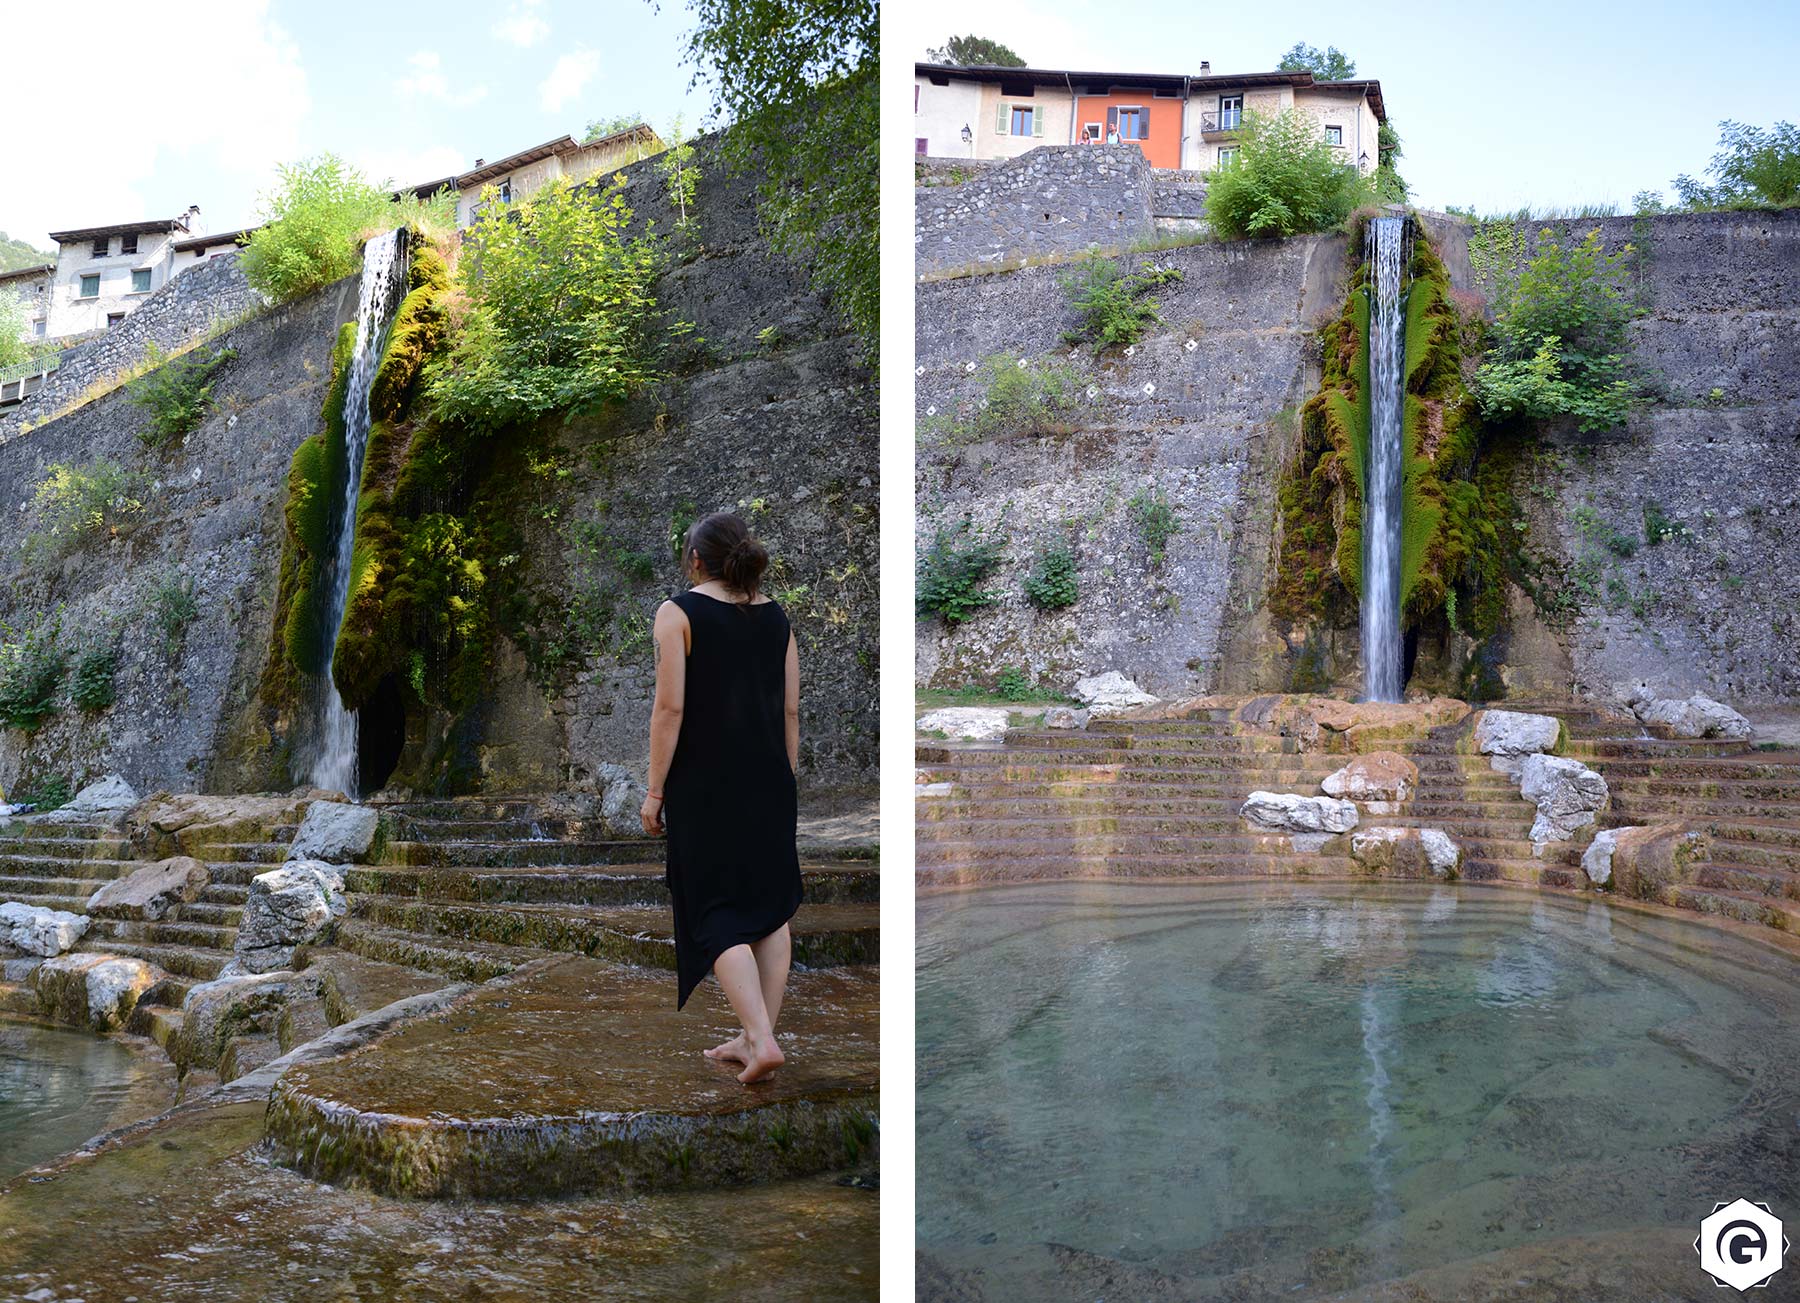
[302,229,410,797]
[1361,216,1408,703]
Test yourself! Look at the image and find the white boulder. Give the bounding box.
[87,856,209,921]
[595,763,649,833]
[1473,710,1561,773]
[1240,791,1359,835]
[235,861,346,974]
[1321,751,1419,813]
[1349,826,1461,878]
[1071,671,1160,716]
[38,774,138,825]
[1043,706,1091,730]
[0,901,91,956]
[32,952,162,1032]
[1581,826,1644,887]
[1633,693,1753,741]
[917,707,1012,741]
[1519,753,1610,846]
[286,801,380,864]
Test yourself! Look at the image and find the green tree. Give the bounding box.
[678,0,878,349]
[238,154,453,304]
[584,112,645,142]
[0,230,52,274]
[926,34,1026,67]
[1672,120,1800,210]
[658,114,700,231]
[426,176,662,431]
[1203,110,1373,240]
[0,290,38,369]
[1276,42,1356,81]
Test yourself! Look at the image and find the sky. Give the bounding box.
[0,0,716,252]
[903,0,1800,213]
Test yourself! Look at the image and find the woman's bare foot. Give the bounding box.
[704,1032,748,1064]
[735,1033,785,1084]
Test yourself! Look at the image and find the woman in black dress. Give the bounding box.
[641,512,802,1083]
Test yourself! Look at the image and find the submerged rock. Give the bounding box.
[87,856,209,921]
[37,774,138,825]
[1321,751,1418,812]
[235,861,346,974]
[1071,672,1159,715]
[1240,791,1358,835]
[916,707,1012,740]
[1474,710,1561,773]
[286,802,379,864]
[1519,753,1609,845]
[1632,692,1753,740]
[33,952,162,1032]
[0,901,91,956]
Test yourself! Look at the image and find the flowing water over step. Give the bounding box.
[1362,216,1407,703]
[917,879,1800,1301]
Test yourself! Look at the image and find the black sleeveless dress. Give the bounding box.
[664,590,803,1008]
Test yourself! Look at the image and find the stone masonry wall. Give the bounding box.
[915,145,1156,278]
[0,250,263,443]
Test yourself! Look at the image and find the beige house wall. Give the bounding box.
[974,82,1076,161]
[1295,87,1383,174]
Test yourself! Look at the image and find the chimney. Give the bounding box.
[1199,61,1211,75]
[474,158,486,167]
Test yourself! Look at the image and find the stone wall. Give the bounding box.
[1,250,264,443]
[915,145,1156,278]
[915,234,1346,697]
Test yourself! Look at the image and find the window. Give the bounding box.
[1325,125,1343,146]
[915,137,928,155]
[32,319,45,338]
[131,269,152,293]
[500,180,513,203]
[90,237,109,258]
[1116,107,1147,141]
[79,273,100,298]
[106,312,126,328]
[121,233,139,254]
[998,102,1043,138]
[1218,146,1239,167]
[1010,105,1034,135]
[1219,95,1243,130]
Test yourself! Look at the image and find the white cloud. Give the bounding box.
[539,48,600,112]
[493,0,549,48]
[0,0,309,240]
[398,50,450,101]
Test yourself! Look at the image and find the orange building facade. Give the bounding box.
[1070,90,1185,170]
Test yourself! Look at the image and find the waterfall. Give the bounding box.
[303,229,409,797]
[1361,216,1407,703]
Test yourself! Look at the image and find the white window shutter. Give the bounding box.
[997,101,1009,134]
[1032,106,1044,137]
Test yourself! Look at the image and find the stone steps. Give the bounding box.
[72,938,229,982]
[341,859,880,907]
[1696,862,1800,901]
[84,915,236,951]
[1666,884,1800,932]
[333,918,558,982]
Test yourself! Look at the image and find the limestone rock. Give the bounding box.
[1474,710,1561,774]
[1604,824,1712,901]
[286,802,379,864]
[87,856,209,921]
[235,861,346,974]
[1633,693,1753,740]
[0,901,90,956]
[1349,826,1460,878]
[1240,791,1358,835]
[1071,672,1159,716]
[1418,828,1461,876]
[130,791,317,858]
[1518,753,1609,845]
[595,763,649,833]
[1043,705,1090,730]
[917,707,1012,741]
[33,952,162,1032]
[1218,694,1469,752]
[1321,752,1418,812]
[38,774,138,825]
[176,970,320,1072]
[1580,827,1646,887]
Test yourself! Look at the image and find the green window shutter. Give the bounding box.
[996,101,1009,134]
[1032,106,1044,137]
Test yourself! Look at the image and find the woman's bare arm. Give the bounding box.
[642,601,689,833]
[784,629,800,774]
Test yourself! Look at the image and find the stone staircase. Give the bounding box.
[916,702,1800,935]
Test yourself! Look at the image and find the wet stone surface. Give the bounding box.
[268,955,879,1197]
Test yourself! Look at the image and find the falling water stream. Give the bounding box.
[1361,216,1408,702]
[304,229,409,796]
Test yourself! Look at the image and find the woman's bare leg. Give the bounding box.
[705,924,794,1063]
[709,944,784,1083]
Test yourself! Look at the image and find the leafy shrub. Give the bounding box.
[1024,538,1079,609]
[427,177,662,431]
[128,345,237,448]
[994,665,1031,700]
[69,646,118,711]
[1473,226,1640,432]
[1128,488,1180,565]
[1672,120,1800,211]
[239,154,453,304]
[0,617,66,731]
[917,519,1005,624]
[152,574,200,654]
[1643,501,1687,545]
[26,460,145,555]
[1060,258,1182,349]
[10,773,71,811]
[939,353,1081,443]
[1203,110,1374,240]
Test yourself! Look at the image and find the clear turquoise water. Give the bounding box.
[0,1017,145,1180]
[917,881,1800,1300]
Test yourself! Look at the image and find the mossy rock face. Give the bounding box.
[1271,224,1520,673]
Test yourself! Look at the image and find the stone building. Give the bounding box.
[0,262,53,344]
[913,61,1386,174]
[402,122,665,228]
[44,207,204,339]
[172,226,256,276]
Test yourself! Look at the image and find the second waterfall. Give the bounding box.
[303,228,410,797]
[1361,216,1408,703]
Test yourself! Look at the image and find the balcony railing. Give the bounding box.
[1199,111,1242,136]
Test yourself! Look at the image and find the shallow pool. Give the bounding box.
[916,881,1800,1300]
[0,1017,151,1180]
